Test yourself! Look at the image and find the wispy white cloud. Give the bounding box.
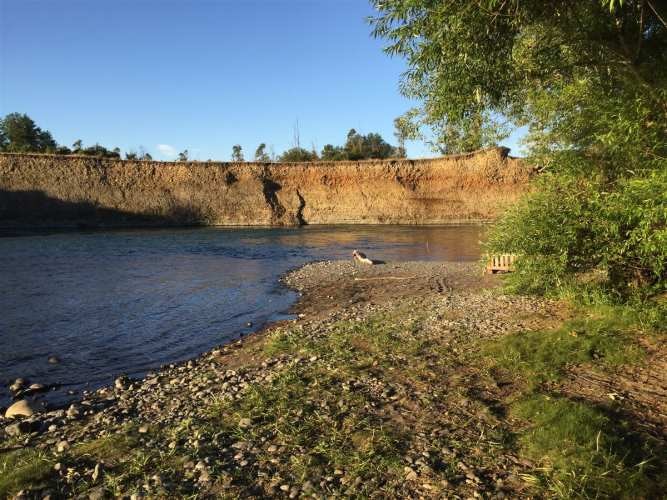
[156,144,177,158]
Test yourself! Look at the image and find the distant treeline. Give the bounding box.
[0,113,152,160]
[0,113,406,162]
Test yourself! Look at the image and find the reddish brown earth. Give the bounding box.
[0,147,533,228]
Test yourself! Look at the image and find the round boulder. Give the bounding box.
[5,399,36,418]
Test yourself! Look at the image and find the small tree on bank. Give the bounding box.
[231,144,244,162]
[254,143,270,162]
[278,147,318,162]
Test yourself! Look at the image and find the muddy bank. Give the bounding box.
[0,148,533,228]
[1,261,664,499]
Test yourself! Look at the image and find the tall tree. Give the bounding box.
[0,113,57,153]
[177,150,189,161]
[254,143,270,162]
[231,144,244,162]
[372,0,667,296]
[320,144,346,161]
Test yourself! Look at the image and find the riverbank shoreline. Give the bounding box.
[1,260,665,498]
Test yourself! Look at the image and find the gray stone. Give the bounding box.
[66,404,80,419]
[9,378,26,393]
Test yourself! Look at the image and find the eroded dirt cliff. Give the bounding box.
[0,148,533,227]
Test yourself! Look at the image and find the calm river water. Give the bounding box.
[0,225,484,407]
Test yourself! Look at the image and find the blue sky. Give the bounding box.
[1,0,525,160]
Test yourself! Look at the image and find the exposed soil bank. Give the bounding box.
[0,148,532,228]
[1,261,664,498]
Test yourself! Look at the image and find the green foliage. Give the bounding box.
[77,143,121,158]
[512,395,664,498]
[278,147,318,162]
[343,128,399,160]
[279,129,403,162]
[372,0,667,299]
[177,150,189,161]
[320,144,347,161]
[0,113,57,153]
[0,449,55,498]
[319,129,404,161]
[486,168,667,298]
[254,143,270,162]
[487,309,643,386]
[372,0,667,157]
[231,144,244,162]
[0,113,123,158]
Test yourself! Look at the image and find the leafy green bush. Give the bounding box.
[486,166,667,300]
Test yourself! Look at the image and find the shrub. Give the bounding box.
[486,166,667,300]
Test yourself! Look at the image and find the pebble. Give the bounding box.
[56,440,70,453]
[9,378,27,393]
[91,463,103,482]
[66,404,81,419]
[5,399,36,418]
[404,466,418,481]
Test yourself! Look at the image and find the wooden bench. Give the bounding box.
[485,254,517,274]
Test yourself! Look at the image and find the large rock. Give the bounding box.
[5,399,36,418]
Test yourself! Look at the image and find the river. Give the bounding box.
[0,225,484,408]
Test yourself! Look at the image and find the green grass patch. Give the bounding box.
[70,433,138,466]
[511,395,665,498]
[66,427,186,497]
[212,363,406,495]
[485,310,643,386]
[265,313,432,376]
[0,448,56,498]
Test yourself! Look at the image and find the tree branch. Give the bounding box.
[646,0,667,28]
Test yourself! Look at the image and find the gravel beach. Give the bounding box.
[1,260,664,499]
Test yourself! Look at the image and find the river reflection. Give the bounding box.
[0,225,485,407]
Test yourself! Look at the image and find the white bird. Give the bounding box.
[352,249,375,265]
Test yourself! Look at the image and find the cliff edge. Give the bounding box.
[0,147,533,227]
